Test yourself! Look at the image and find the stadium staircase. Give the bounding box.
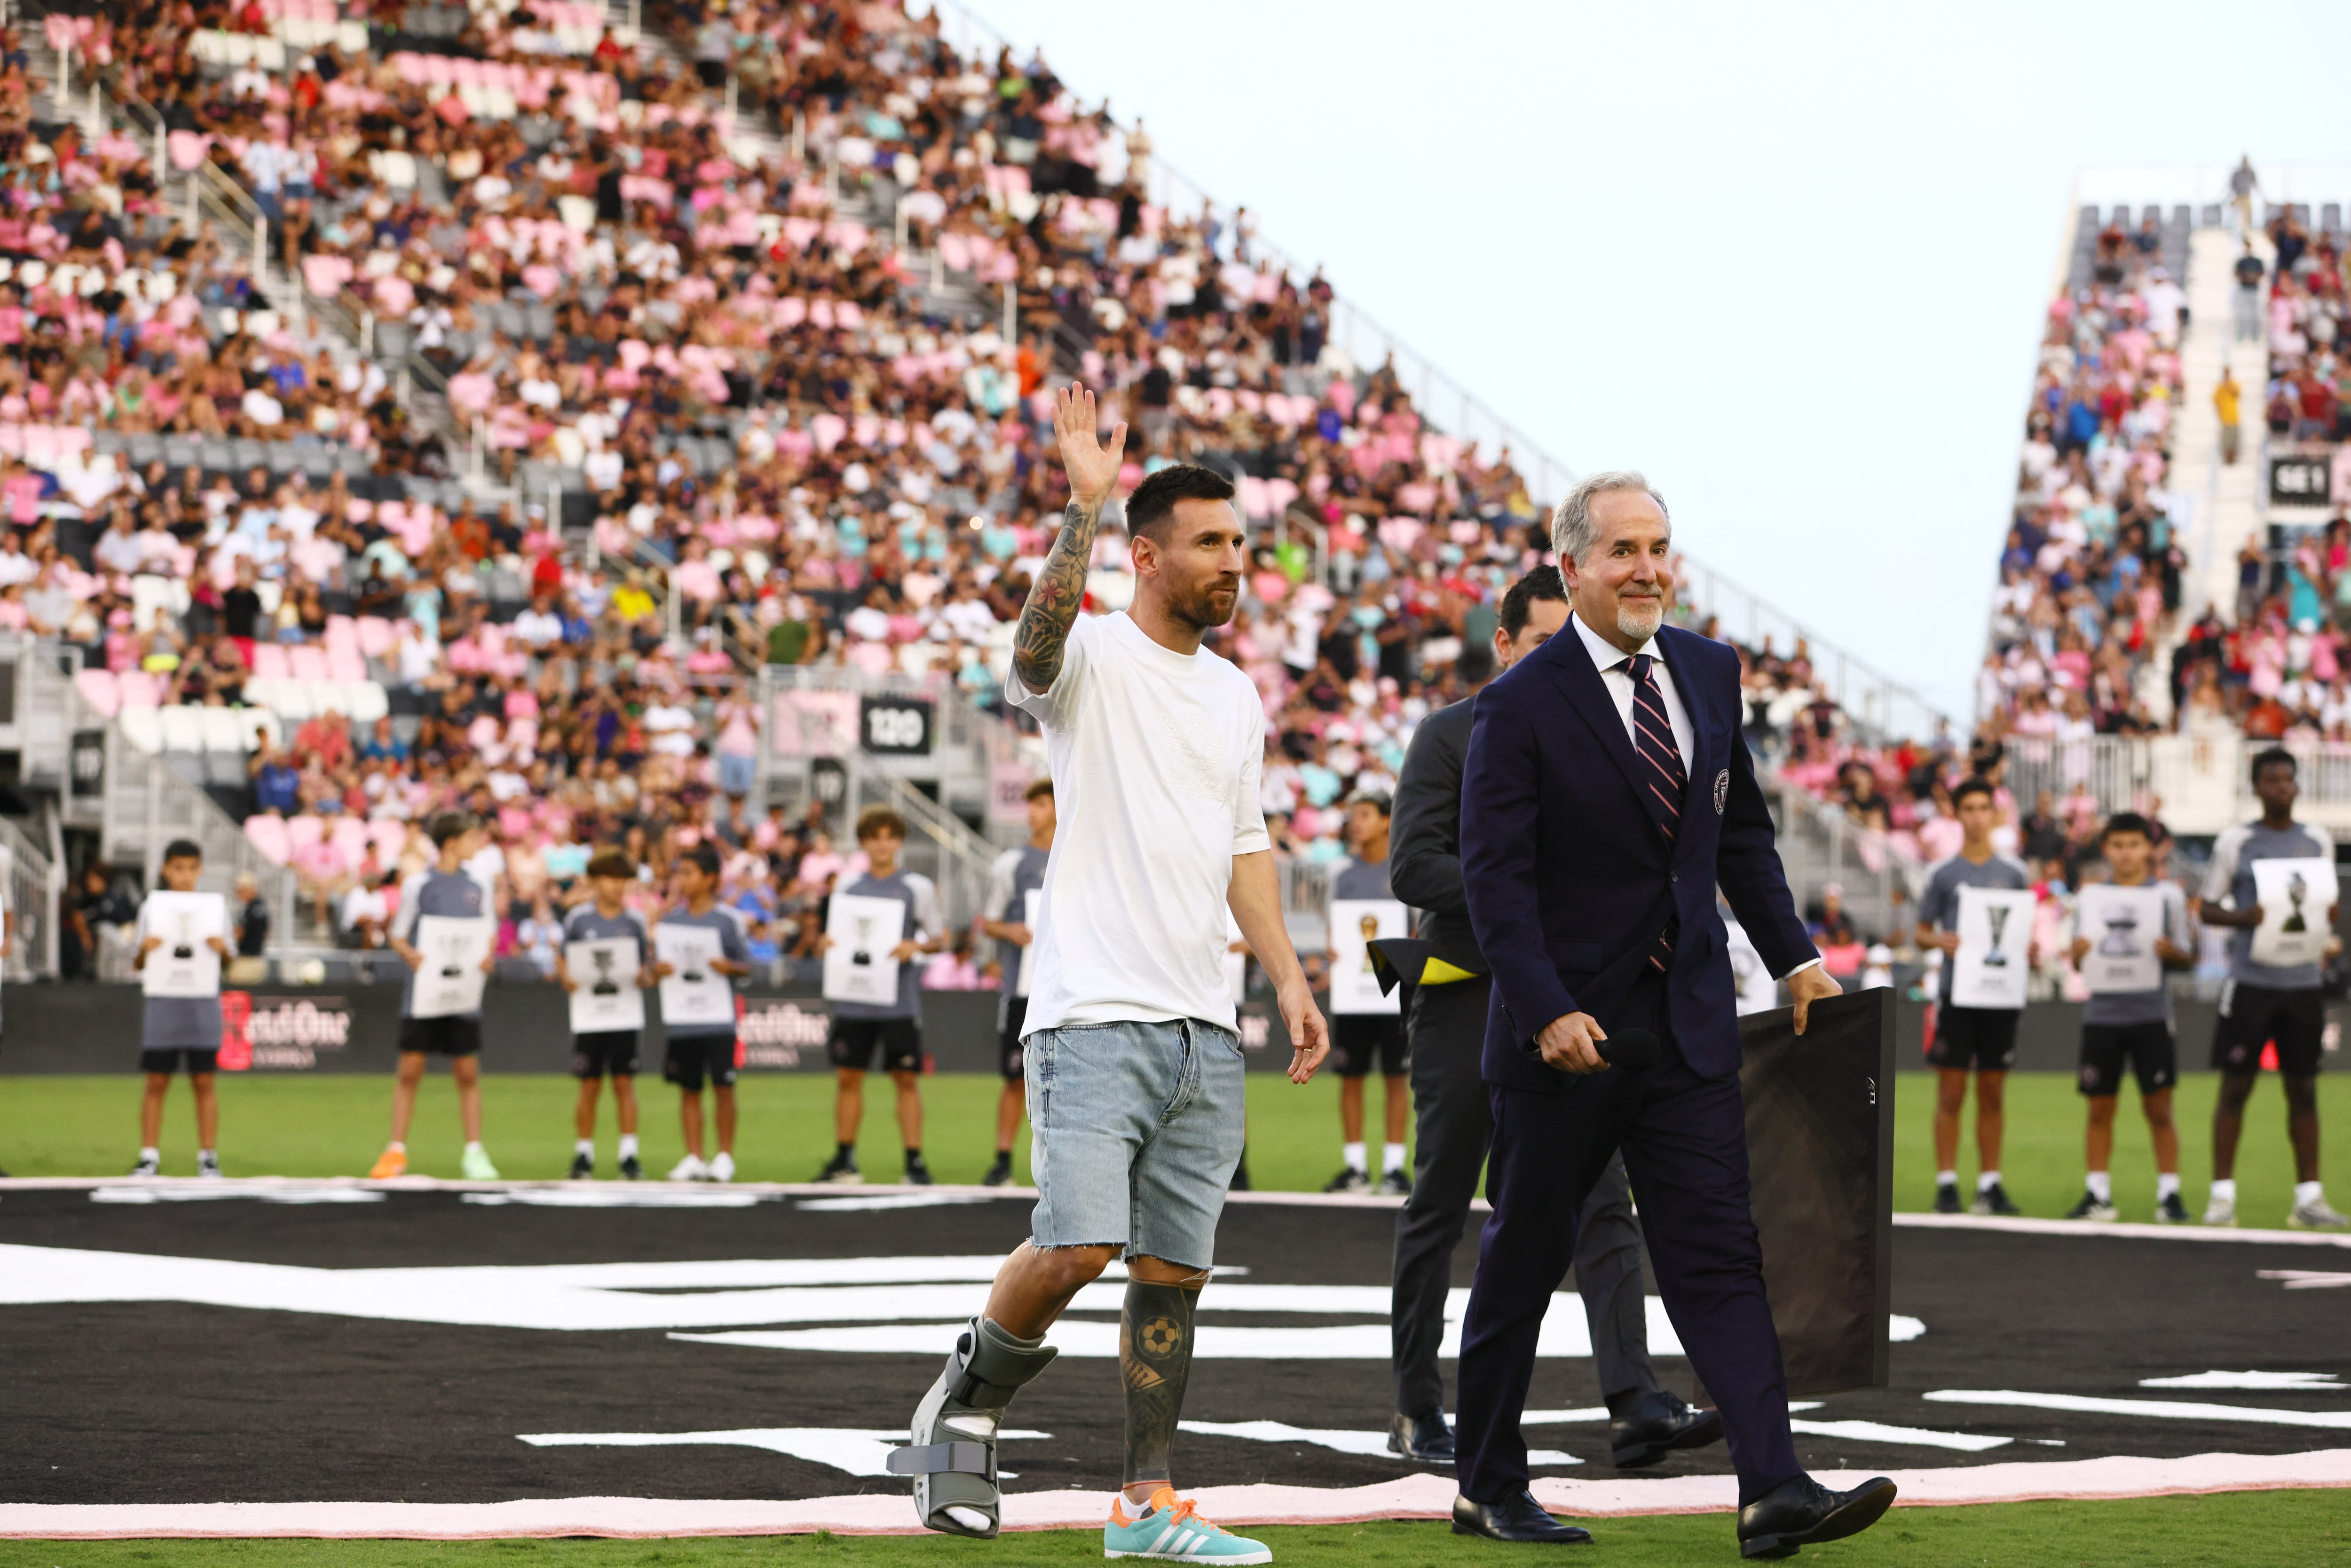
[2172,225,2273,639]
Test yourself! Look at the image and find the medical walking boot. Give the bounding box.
[888,1315,1057,1538]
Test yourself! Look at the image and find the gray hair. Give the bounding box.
[1550,471,1669,565]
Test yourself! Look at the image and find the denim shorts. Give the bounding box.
[1025,1017,1247,1270]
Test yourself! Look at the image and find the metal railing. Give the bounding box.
[0,811,60,980]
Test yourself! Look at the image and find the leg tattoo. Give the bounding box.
[1120,1279,1202,1493]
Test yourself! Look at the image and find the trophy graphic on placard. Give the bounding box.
[170,908,197,962]
[1358,912,1381,973]
[851,913,875,968]
[438,930,463,980]
[2099,900,2141,957]
[590,946,621,997]
[2284,871,2310,934]
[1983,903,2012,967]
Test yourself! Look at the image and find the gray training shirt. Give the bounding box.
[2205,819,2337,991]
[657,903,752,1039]
[1333,855,1394,902]
[831,869,942,1023]
[2080,880,2191,1028]
[391,867,490,1019]
[1917,851,2034,1007]
[137,897,223,1049]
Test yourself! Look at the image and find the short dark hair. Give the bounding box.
[586,848,635,880]
[856,804,907,842]
[162,839,203,864]
[1499,566,1567,639]
[1951,778,1996,808]
[1347,788,1392,818]
[2251,745,2298,785]
[682,841,722,878]
[429,811,477,848]
[1124,465,1235,544]
[2100,812,2154,843]
[1024,778,1055,803]
[1456,639,1495,687]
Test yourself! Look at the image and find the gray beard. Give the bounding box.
[1616,601,1664,643]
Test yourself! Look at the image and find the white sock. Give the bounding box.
[2296,1180,2325,1207]
[1935,1169,1957,1188]
[199,1147,216,1159]
[619,1134,639,1158]
[575,1138,594,1157]
[139,1146,159,1162]
[2156,1173,2180,1200]
[388,1142,406,1154]
[2085,1171,2112,1202]
[1978,1170,2003,1192]
[464,1141,484,1156]
[1343,1141,1366,1174]
[1382,1142,1407,1174]
[2210,1178,2237,1202]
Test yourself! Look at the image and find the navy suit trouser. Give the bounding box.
[1454,976,1801,1507]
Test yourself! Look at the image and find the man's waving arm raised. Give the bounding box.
[1011,383,1128,694]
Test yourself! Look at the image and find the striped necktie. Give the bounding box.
[1626,653,1685,972]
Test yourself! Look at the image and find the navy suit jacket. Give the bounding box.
[1459,620,1815,1089]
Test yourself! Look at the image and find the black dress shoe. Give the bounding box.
[1387,1410,1456,1468]
[1610,1391,1725,1468]
[1452,1491,1594,1544]
[1736,1473,1897,1560]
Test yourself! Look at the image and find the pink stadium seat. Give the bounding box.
[324,615,360,654]
[289,646,330,683]
[244,815,292,865]
[327,649,367,684]
[250,644,291,682]
[74,668,120,718]
[284,814,325,852]
[357,617,398,658]
[368,819,409,864]
[330,817,370,867]
[115,671,164,709]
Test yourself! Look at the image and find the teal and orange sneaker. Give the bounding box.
[1104,1488,1271,1563]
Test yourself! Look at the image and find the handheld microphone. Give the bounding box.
[1596,1028,1660,1072]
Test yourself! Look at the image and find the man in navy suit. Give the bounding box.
[1449,473,1895,1557]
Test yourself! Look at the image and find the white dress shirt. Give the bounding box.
[1569,611,1821,982]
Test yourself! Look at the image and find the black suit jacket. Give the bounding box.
[1460,620,1814,1090]
[1387,694,1486,976]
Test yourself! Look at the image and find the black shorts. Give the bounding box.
[140,1048,219,1075]
[999,995,1029,1080]
[828,1016,922,1074]
[572,1031,641,1079]
[2212,982,2326,1076]
[664,1034,739,1092]
[399,1016,481,1057]
[1926,1005,2019,1072]
[1332,1013,1408,1078]
[2080,1021,2177,1097]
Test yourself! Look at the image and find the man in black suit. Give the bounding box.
[1451,474,1894,1556]
[1387,566,1722,1476]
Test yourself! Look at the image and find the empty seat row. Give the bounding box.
[118,704,282,757]
[243,679,392,727]
[89,431,376,481]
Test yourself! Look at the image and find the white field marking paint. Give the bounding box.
[2259,1270,2351,1290]
[517,1428,1050,1477]
[1177,1421,1583,1466]
[1893,1211,2351,1249]
[796,1192,1000,1212]
[1788,1419,2010,1453]
[1519,1402,1825,1424]
[465,1190,765,1209]
[2141,1371,2347,1390]
[1926,1391,2351,1429]
[89,1186,386,1205]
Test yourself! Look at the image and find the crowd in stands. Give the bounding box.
[13,0,1893,976]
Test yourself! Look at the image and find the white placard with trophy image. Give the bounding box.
[566,937,645,1033]
[1016,889,1041,998]
[141,891,227,999]
[1949,886,2036,1010]
[1329,898,1408,1015]
[410,915,495,1018]
[2075,883,2165,994]
[821,893,906,1007]
[656,924,735,1027]
[2249,857,2338,969]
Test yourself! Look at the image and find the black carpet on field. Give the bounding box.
[1,1189,2345,1506]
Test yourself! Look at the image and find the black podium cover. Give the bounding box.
[1736,987,1896,1396]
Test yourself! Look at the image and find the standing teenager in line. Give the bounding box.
[978,778,1055,1186]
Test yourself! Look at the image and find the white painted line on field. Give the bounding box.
[2260,1269,2351,1289]
[88,1186,386,1205]
[516,1427,1050,1476]
[8,1450,2351,1537]
[1927,1390,2351,1429]
[1520,1402,1823,1424]
[464,1190,765,1208]
[1892,1211,2351,1248]
[1790,1419,2009,1453]
[1177,1419,1583,1466]
[2142,1372,2346,1390]
[795,1192,1001,1212]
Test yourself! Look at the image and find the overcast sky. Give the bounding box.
[940,0,2351,723]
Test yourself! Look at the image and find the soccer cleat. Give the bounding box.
[2203,1192,2238,1228]
[707,1151,735,1183]
[669,1154,708,1182]
[460,1146,501,1182]
[619,1153,642,1181]
[891,1315,1058,1537]
[1323,1167,1371,1194]
[1104,1489,1273,1563]
[981,1152,1014,1188]
[2063,1190,2117,1223]
[2157,1191,2190,1225]
[816,1149,862,1184]
[129,1152,161,1178]
[1377,1169,1412,1197]
[904,1151,936,1186]
[2288,1196,2351,1231]
[196,1151,223,1180]
[367,1147,407,1180]
[1933,1182,1961,1214]
[1970,1181,2021,1217]
[568,1151,594,1181]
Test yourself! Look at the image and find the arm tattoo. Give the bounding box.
[1119,1278,1200,1492]
[1012,496,1104,693]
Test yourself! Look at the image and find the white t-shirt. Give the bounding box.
[1007,611,1270,1035]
